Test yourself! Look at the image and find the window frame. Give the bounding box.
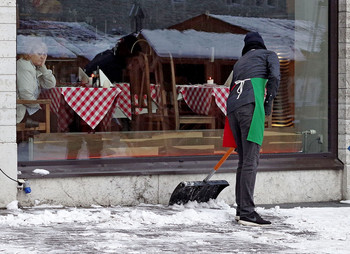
[17,1,341,175]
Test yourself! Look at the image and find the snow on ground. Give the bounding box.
[0,200,349,253]
[32,169,50,175]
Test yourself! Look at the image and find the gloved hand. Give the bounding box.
[264,100,272,116]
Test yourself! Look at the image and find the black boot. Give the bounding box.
[25,118,40,128]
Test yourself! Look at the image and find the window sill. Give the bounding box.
[18,153,343,179]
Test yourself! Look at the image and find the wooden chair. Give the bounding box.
[16,99,51,133]
[128,52,168,130]
[169,55,216,130]
[148,54,169,127]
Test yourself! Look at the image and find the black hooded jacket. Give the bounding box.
[226,41,280,116]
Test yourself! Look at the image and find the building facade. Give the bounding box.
[0,0,349,208]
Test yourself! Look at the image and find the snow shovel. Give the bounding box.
[169,147,234,205]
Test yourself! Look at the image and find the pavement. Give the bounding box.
[0,201,349,254]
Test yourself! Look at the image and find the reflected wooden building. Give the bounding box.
[128,29,241,130]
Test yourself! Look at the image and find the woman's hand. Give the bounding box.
[40,54,47,67]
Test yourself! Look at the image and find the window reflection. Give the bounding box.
[16,0,329,161]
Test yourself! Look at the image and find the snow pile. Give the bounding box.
[33,169,50,175]
[0,200,349,253]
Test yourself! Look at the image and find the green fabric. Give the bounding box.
[247,78,268,145]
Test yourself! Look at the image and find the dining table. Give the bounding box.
[40,86,122,132]
[112,83,160,120]
[41,83,162,132]
[176,84,230,116]
[40,83,229,132]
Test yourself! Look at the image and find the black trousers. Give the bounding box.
[227,103,261,216]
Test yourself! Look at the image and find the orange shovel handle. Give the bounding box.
[214,147,234,171]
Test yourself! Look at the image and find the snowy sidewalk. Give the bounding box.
[0,200,349,254]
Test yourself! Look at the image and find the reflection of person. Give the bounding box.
[16,39,56,128]
[85,33,140,83]
[84,34,141,131]
[225,32,280,226]
[66,120,103,160]
[66,134,103,160]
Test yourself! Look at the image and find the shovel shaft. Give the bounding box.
[214,147,234,171]
[203,147,234,182]
[203,169,216,182]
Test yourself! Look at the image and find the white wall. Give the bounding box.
[0,0,18,208]
[17,170,342,207]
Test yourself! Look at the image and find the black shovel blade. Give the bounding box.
[168,180,229,206]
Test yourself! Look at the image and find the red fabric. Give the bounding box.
[223,116,236,148]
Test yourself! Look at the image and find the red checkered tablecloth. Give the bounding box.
[41,87,121,131]
[177,85,230,115]
[114,83,160,120]
[113,83,132,119]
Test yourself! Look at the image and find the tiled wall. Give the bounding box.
[0,0,17,207]
[338,0,350,200]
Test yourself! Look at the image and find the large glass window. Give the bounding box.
[16,0,329,162]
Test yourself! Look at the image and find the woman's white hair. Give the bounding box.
[26,37,48,55]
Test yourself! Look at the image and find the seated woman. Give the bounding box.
[16,39,56,131]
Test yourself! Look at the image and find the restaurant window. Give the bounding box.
[16,0,330,162]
